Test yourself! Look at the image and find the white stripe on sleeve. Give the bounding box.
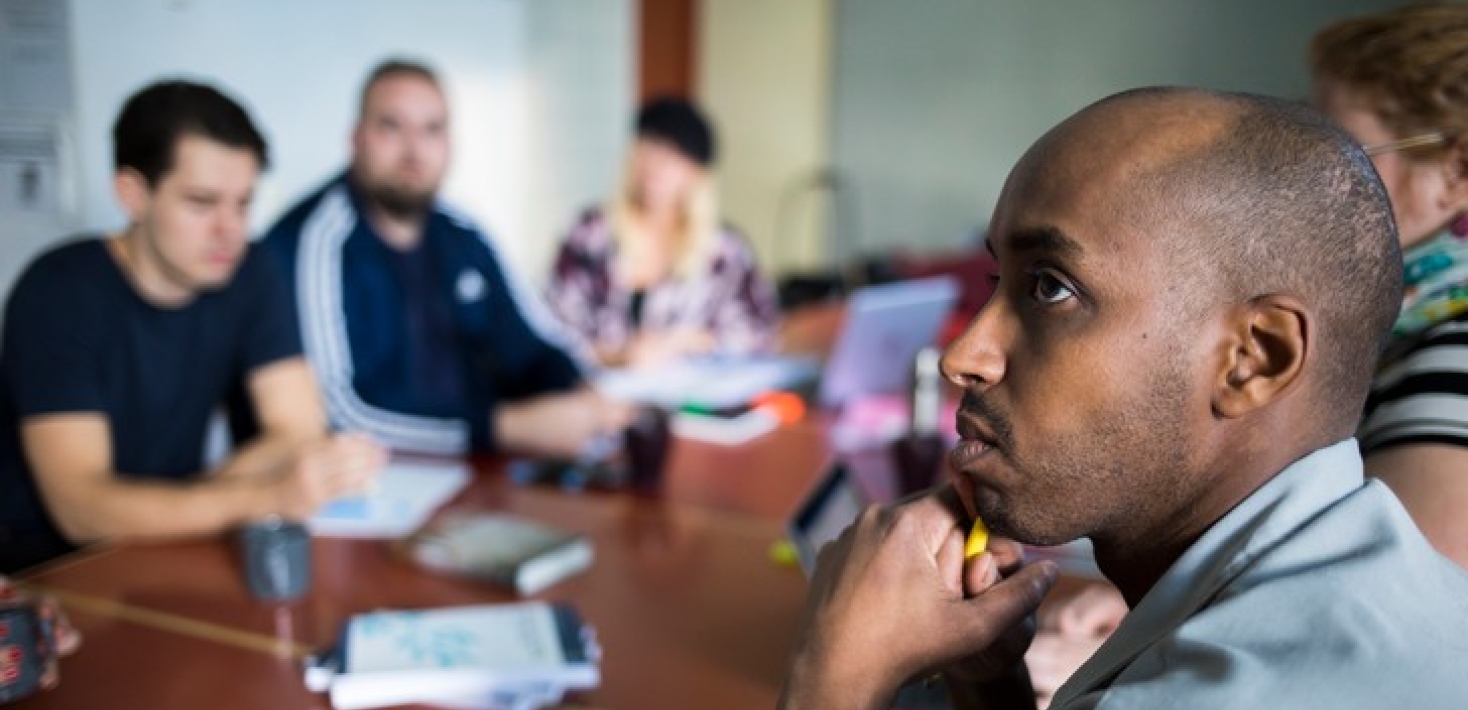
[297,187,471,454]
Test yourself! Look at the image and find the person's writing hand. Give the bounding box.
[1037,581,1127,638]
[495,390,637,460]
[778,486,1058,710]
[1026,582,1127,708]
[269,433,386,519]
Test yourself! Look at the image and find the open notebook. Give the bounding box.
[310,460,472,538]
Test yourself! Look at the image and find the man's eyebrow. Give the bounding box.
[1004,225,1083,259]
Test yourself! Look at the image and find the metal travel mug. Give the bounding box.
[239,518,312,602]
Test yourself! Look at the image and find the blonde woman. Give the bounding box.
[548,97,780,368]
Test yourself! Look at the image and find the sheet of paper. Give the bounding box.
[0,0,73,114]
[0,121,61,218]
[311,460,471,539]
[330,601,588,710]
[346,603,566,673]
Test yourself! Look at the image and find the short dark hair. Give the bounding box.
[1116,88,1402,421]
[359,58,442,118]
[112,80,268,186]
[636,96,717,166]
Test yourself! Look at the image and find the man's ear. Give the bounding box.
[1212,295,1309,419]
[113,168,151,223]
[350,121,367,156]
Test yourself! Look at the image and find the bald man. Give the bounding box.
[778,88,1468,709]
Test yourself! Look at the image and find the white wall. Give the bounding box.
[698,0,833,273]
[829,0,1412,257]
[523,0,635,271]
[0,0,631,297]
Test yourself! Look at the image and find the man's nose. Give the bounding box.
[941,293,1009,391]
[218,204,248,242]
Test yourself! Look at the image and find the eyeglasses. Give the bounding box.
[1363,132,1450,156]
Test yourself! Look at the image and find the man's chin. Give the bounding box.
[950,480,978,521]
[190,271,235,293]
[369,181,437,217]
[973,500,1081,548]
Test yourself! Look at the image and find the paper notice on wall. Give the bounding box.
[0,121,60,218]
[0,0,73,115]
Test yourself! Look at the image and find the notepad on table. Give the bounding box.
[310,460,471,539]
[405,513,594,595]
[307,601,600,710]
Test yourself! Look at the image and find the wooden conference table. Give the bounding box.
[12,302,1094,710]
[12,419,849,710]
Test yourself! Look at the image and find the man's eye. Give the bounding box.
[1031,270,1075,304]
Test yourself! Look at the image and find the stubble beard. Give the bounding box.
[968,353,1196,549]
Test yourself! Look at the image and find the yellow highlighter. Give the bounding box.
[964,517,990,560]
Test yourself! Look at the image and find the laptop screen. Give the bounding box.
[818,276,959,408]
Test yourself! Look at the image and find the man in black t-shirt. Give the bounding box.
[0,81,386,574]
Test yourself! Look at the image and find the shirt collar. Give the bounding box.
[1051,438,1365,706]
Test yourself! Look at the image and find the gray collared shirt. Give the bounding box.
[1051,439,1468,709]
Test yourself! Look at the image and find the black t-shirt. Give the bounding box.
[0,238,301,571]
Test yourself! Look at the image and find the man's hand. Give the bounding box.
[941,538,1043,679]
[267,433,386,520]
[1026,582,1127,708]
[778,486,1059,710]
[495,390,637,460]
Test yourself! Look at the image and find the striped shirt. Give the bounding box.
[1361,313,1468,453]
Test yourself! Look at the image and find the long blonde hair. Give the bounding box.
[606,153,720,282]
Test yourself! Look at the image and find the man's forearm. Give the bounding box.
[776,648,898,710]
[778,663,1037,710]
[47,474,277,545]
[210,429,316,480]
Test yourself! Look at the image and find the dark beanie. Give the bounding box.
[636,96,716,166]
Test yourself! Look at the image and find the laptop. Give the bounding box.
[593,275,958,420]
[787,461,870,573]
[817,276,960,408]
